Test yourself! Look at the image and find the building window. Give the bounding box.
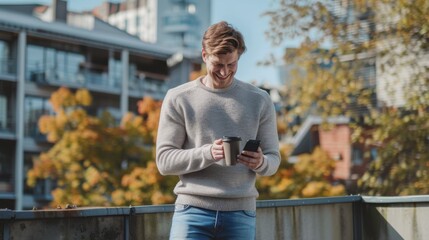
[67,52,85,83]
[26,45,45,82]
[24,96,53,139]
[0,82,15,134]
[0,140,15,193]
[136,15,141,29]
[0,40,14,75]
[0,95,6,131]
[352,147,363,165]
[24,152,37,194]
[26,44,85,84]
[56,51,66,81]
[111,58,122,87]
[124,19,128,31]
[370,148,378,161]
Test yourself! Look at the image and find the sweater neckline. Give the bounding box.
[197,76,238,93]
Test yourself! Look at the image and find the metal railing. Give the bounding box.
[26,66,168,100]
[129,75,168,99]
[27,67,121,90]
[1,195,428,240]
[0,115,15,135]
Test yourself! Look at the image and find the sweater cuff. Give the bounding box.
[253,155,267,173]
[203,144,215,161]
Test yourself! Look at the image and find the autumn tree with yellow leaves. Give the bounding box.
[27,87,175,207]
[258,146,345,199]
[264,0,429,196]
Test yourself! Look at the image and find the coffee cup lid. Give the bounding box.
[222,136,241,142]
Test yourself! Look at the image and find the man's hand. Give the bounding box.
[237,147,264,170]
[211,138,224,161]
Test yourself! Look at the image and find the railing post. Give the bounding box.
[352,199,363,240]
[124,212,130,240]
[3,222,10,240]
[125,206,136,240]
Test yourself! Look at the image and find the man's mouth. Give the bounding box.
[215,73,231,80]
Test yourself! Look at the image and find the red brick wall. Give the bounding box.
[319,124,352,180]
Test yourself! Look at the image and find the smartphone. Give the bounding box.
[242,139,261,152]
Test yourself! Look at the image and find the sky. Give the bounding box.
[211,0,293,87]
[0,0,302,86]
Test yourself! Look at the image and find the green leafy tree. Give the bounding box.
[357,108,429,195]
[264,0,428,195]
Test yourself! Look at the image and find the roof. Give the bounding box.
[288,115,350,156]
[0,4,42,15]
[0,7,175,59]
[34,5,49,14]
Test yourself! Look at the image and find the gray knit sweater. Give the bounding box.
[156,77,280,211]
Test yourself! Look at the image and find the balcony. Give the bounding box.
[162,11,198,33]
[129,72,168,100]
[0,115,15,137]
[29,66,121,94]
[0,57,16,79]
[0,195,428,239]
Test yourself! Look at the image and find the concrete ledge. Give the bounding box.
[1,195,428,240]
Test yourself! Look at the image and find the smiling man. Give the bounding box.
[156,21,280,240]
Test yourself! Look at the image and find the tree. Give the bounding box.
[264,0,429,195]
[27,87,175,207]
[189,63,207,81]
[357,108,429,195]
[264,0,376,120]
[348,1,428,195]
[258,146,345,199]
[112,97,176,205]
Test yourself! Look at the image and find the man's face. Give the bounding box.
[202,49,239,89]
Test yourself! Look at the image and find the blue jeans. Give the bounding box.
[169,204,256,240]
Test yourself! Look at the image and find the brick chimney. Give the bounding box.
[52,0,67,22]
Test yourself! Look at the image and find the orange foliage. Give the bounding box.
[295,147,336,179]
[257,147,345,199]
[28,87,175,208]
[136,97,162,142]
[49,87,76,111]
[74,88,92,106]
[189,63,207,81]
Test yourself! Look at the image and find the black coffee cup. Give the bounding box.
[222,136,242,166]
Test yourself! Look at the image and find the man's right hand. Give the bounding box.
[211,138,224,161]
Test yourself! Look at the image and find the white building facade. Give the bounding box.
[107,0,211,51]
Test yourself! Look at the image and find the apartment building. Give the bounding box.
[0,1,202,210]
[93,0,211,51]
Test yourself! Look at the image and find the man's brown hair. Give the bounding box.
[202,21,246,56]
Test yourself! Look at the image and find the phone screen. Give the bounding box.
[243,139,260,152]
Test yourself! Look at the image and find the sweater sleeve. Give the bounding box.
[253,94,280,176]
[155,90,215,176]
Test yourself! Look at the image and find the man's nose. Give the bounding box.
[219,66,228,76]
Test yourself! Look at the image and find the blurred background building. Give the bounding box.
[96,0,210,51]
[0,0,210,210]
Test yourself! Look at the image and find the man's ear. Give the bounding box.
[202,48,207,62]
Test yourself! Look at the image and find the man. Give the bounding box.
[156,21,280,239]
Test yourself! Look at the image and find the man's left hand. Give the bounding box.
[237,147,264,170]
